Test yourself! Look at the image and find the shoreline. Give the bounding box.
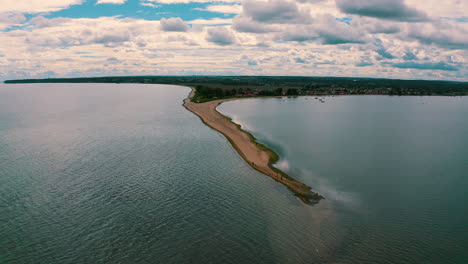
[183,88,324,204]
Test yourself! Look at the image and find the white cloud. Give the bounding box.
[96,0,127,4]
[140,2,160,8]
[406,0,468,19]
[0,12,26,30]
[0,0,83,13]
[0,1,467,81]
[195,4,243,14]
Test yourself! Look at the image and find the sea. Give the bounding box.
[1,83,467,263]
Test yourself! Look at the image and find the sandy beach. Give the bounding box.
[183,89,323,204]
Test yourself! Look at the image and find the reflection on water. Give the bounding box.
[0,84,338,264]
[219,95,468,264]
[1,84,466,263]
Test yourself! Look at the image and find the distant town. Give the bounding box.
[5,76,468,102]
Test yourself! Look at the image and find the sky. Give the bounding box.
[0,0,467,81]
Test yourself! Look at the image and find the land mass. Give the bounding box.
[4,76,468,99]
[183,89,323,204]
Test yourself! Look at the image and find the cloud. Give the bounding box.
[278,15,368,45]
[405,20,468,50]
[355,17,402,34]
[160,17,189,32]
[0,12,26,30]
[96,0,127,4]
[27,16,71,28]
[406,0,468,19]
[140,2,160,8]
[232,16,277,33]
[206,27,237,45]
[391,61,458,71]
[336,0,428,22]
[0,0,84,13]
[1,2,467,82]
[242,0,312,24]
[195,4,242,14]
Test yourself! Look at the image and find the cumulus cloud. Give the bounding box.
[206,27,237,45]
[160,17,189,32]
[336,0,429,22]
[355,17,402,34]
[232,16,278,33]
[1,0,467,81]
[404,20,468,50]
[406,0,467,19]
[242,0,312,24]
[278,15,368,45]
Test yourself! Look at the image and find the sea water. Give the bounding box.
[1,84,466,263]
[218,95,468,264]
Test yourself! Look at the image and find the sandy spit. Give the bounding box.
[183,89,323,204]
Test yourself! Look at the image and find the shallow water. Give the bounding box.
[1,84,466,263]
[218,95,468,264]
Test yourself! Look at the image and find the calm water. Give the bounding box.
[219,95,468,264]
[0,84,466,263]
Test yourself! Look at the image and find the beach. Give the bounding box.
[183,89,323,204]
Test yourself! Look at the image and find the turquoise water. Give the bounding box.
[0,84,466,263]
[219,95,468,264]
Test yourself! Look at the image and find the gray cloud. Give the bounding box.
[356,18,402,34]
[242,0,312,24]
[405,21,468,50]
[279,15,368,45]
[336,0,428,22]
[391,61,458,71]
[206,27,236,46]
[0,12,26,24]
[160,17,189,32]
[232,16,277,33]
[28,16,70,28]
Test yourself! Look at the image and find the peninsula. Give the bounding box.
[183,88,323,204]
[5,75,467,204]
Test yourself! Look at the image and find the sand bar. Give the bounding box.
[183,89,323,204]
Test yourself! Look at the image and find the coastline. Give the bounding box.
[183,88,323,204]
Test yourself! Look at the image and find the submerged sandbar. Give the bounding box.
[183,89,323,204]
